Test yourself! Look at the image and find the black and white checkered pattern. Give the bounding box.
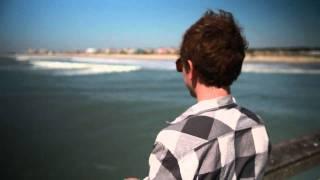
[145,95,270,180]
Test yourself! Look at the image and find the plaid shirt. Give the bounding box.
[145,95,270,180]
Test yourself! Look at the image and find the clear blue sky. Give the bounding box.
[1,0,319,52]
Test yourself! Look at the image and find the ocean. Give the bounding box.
[1,56,320,179]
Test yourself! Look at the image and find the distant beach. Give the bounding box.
[245,54,320,63]
[6,53,320,64]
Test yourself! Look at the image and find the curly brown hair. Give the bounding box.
[179,9,248,87]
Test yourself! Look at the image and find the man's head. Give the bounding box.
[177,9,247,95]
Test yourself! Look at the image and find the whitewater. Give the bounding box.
[14,55,320,76]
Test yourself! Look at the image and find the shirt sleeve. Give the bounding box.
[144,142,182,180]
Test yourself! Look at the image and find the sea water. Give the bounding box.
[1,56,319,179]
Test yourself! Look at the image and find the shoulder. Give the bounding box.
[155,116,215,158]
[161,115,225,141]
[230,105,267,131]
[237,106,264,124]
[232,106,270,154]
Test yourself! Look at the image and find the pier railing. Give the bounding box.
[264,132,320,179]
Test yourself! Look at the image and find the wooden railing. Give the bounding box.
[264,132,320,179]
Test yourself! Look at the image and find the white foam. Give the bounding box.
[242,64,320,74]
[30,60,141,75]
[22,55,320,75]
[71,56,175,70]
[71,57,320,74]
[15,55,30,61]
[15,55,69,61]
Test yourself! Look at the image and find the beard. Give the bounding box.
[186,84,196,98]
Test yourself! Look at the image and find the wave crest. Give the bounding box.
[30,60,141,75]
[242,64,320,74]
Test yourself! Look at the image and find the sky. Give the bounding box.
[0,0,320,52]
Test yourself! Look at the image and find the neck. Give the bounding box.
[195,84,230,102]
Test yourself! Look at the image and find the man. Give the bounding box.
[145,10,270,180]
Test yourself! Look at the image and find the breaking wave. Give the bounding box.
[242,63,320,74]
[14,55,320,75]
[71,57,320,74]
[71,57,175,70]
[30,60,141,75]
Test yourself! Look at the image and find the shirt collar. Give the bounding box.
[168,95,237,124]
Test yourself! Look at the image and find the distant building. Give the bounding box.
[154,48,167,54]
[108,48,122,54]
[167,47,178,54]
[38,48,49,54]
[126,48,137,54]
[144,48,154,54]
[85,48,97,54]
[154,47,178,54]
[104,48,111,54]
[27,48,36,54]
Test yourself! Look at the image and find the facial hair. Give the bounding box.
[186,83,196,98]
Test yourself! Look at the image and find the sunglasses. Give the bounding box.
[175,58,183,72]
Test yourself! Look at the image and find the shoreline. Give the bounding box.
[4,53,320,64]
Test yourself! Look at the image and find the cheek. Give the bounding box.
[183,74,187,83]
[182,71,191,86]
